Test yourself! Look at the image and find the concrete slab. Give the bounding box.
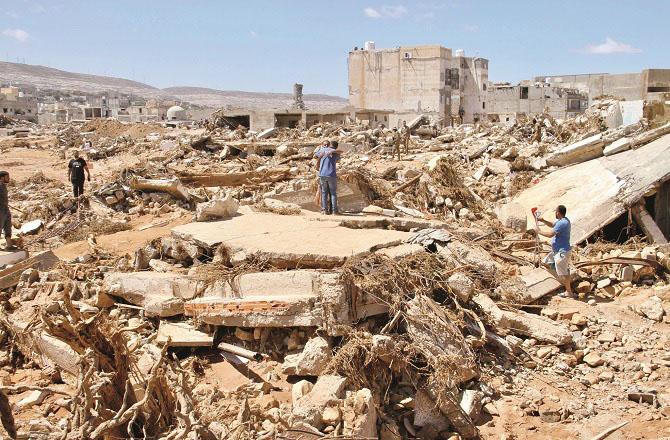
[0,249,28,267]
[172,208,410,268]
[185,269,387,331]
[499,133,670,244]
[520,267,562,302]
[156,322,213,347]
[103,272,203,317]
[546,133,604,167]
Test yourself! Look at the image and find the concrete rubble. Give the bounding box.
[0,100,669,439]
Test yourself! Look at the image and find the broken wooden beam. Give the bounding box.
[178,167,291,188]
[632,204,668,244]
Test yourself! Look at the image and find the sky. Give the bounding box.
[0,0,668,96]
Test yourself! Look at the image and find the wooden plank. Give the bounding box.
[632,204,668,244]
[0,251,59,290]
[178,167,291,188]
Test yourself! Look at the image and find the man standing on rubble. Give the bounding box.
[314,140,340,215]
[538,205,573,297]
[67,150,91,198]
[392,128,402,160]
[0,171,15,250]
[400,121,411,154]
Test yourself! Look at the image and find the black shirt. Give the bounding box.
[68,158,87,182]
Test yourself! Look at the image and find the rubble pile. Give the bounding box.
[0,100,669,439]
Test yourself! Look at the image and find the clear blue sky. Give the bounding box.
[1,0,668,96]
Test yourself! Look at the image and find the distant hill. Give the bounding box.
[0,61,160,96]
[0,61,349,111]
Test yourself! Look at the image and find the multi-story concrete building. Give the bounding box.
[348,44,453,127]
[534,69,670,104]
[0,87,38,122]
[450,49,489,124]
[487,82,588,123]
[347,43,489,127]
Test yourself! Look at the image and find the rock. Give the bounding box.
[597,331,617,343]
[641,246,657,261]
[583,352,604,367]
[104,195,118,205]
[487,158,511,175]
[447,272,475,302]
[342,388,377,438]
[537,346,553,359]
[571,313,588,326]
[195,193,239,221]
[620,265,634,282]
[282,336,332,376]
[413,390,450,431]
[460,389,484,422]
[596,278,611,289]
[276,144,297,157]
[292,375,348,429]
[598,370,614,382]
[16,390,48,409]
[18,219,43,235]
[262,198,301,214]
[291,380,313,405]
[539,402,563,423]
[321,405,341,426]
[541,308,558,320]
[635,296,664,321]
[576,281,592,294]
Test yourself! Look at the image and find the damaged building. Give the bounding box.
[0,86,38,123]
[348,43,489,127]
[487,81,589,123]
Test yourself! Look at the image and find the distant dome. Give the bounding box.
[167,105,186,121]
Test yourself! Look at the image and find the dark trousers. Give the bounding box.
[72,180,85,197]
[0,209,11,238]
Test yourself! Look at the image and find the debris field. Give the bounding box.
[0,101,669,440]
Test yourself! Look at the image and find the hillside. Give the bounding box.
[0,61,160,96]
[0,61,348,110]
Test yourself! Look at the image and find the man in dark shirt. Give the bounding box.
[67,150,91,198]
[0,171,14,250]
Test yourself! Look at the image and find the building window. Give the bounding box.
[648,86,670,92]
[520,87,529,99]
[2,108,6,113]
[483,83,487,91]
[482,102,486,109]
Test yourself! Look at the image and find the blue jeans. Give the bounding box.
[319,176,337,214]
